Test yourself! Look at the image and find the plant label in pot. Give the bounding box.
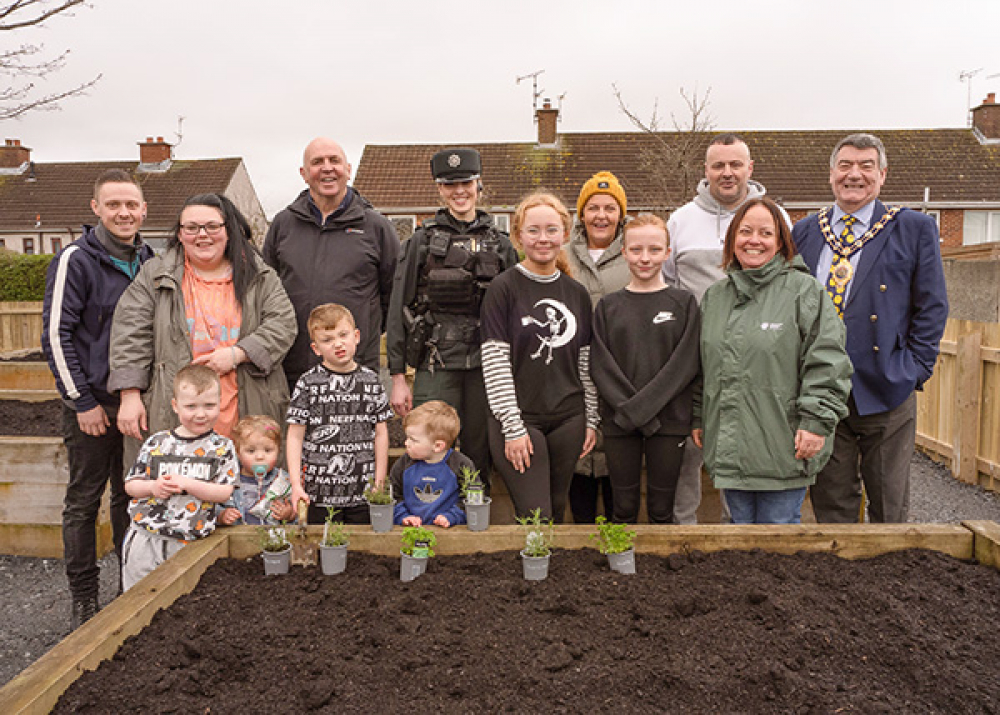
[465,475,485,506]
[411,539,431,559]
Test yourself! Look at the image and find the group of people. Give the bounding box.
[41,130,949,629]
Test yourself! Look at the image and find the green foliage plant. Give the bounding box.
[321,508,349,547]
[590,516,636,555]
[400,526,437,557]
[517,508,554,557]
[457,465,484,502]
[257,525,290,553]
[364,480,393,505]
[0,251,53,301]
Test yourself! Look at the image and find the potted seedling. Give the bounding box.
[364,481,395,533]
[517,508,554,581]
[399,525,436,582]
[258,525,291,576]
[319,508,349,575]
[591,516,637,575]
[459,465,491,532]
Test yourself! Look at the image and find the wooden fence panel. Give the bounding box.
[0,302,43,354]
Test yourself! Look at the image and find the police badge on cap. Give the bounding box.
[431,148,482,184]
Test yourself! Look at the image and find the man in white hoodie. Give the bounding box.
[663,133,790,523]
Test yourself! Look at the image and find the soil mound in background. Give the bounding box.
[53,548,1000,714]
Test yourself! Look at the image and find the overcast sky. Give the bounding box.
[6,0,998,217]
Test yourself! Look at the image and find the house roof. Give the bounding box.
[0,158,243,232]
[354,129,1000,211]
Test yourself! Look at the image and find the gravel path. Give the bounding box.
[3,452,1000,690]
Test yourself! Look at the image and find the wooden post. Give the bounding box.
[953,330,983,484]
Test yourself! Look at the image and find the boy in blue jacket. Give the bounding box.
[391,401,471,528]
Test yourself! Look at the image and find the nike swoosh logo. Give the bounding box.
[652,312,674,324]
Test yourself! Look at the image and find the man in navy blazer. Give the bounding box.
[793,133,948,523]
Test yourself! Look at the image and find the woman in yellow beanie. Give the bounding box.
[565,170,631,523]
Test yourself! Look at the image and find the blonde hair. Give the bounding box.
[403,400,461,446]
[307,303,356,340]
[511,191,573,276]
[173,363,220,397]
[231,414,282,452]
[622,213,669,248]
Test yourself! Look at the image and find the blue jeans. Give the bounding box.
[723,487,807,524]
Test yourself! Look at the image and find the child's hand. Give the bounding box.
[402,516,422,527]
[270,498,295,522]
[433,515,451,528]
[152,474,184,500]
[289,486,310,513]
[219,507,242,526]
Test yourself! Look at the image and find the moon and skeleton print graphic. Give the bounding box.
[481,266,593,430]
[286,364,393,508]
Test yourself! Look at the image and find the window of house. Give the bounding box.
[0,239,5,249]
[963,211,1000,245]
[492,214,510,232]
[50,237,62,253]
[390,216,416,241]
[23,238,34,255]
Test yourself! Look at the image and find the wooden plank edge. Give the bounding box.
[224,523,974,561]
[962,520,1000,569]
[0,532,230,715]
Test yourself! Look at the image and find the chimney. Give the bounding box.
[138,136,172,164]
[0,139,31,169]
[972,93,1000,140]
[536,99,559,146]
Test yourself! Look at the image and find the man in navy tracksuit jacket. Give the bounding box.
[41,169,153,628]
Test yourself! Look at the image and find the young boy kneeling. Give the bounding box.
[122,364,238,590]
[391,400,473,528]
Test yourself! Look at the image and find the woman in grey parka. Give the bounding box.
[109,194,296,468]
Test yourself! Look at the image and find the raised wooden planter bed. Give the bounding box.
[0,436,113,559]
[2,521,999,714]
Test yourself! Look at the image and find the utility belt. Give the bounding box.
[403,308,480,372]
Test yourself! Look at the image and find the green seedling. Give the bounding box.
[517,508,554,557]
[321,508,349,547]
[458,465,485,505]
[401,526,437,557]
[590,516,636,555]
[364,481,393,505]
[257,524,289,553]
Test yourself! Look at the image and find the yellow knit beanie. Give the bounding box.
[576,171,627,216]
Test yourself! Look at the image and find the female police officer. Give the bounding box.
[386,148,518,480]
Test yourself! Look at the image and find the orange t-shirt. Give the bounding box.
[182,261,242,437]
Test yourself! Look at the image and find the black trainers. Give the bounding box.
[70,596,99,630]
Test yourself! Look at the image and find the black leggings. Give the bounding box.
[604,433,686,524]
[488,413,585,523]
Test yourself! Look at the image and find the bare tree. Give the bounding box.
[613,84,715,210]
[1,1,100,121]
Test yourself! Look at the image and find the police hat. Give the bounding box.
[431,148,482,184]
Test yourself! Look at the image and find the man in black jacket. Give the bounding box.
[263,138,399,387]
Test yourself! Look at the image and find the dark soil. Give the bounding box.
[0,399,406,447]
[0,399,61,436]
[53,548,1000,714]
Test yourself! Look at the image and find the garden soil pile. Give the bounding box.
[54,548,1000,713]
